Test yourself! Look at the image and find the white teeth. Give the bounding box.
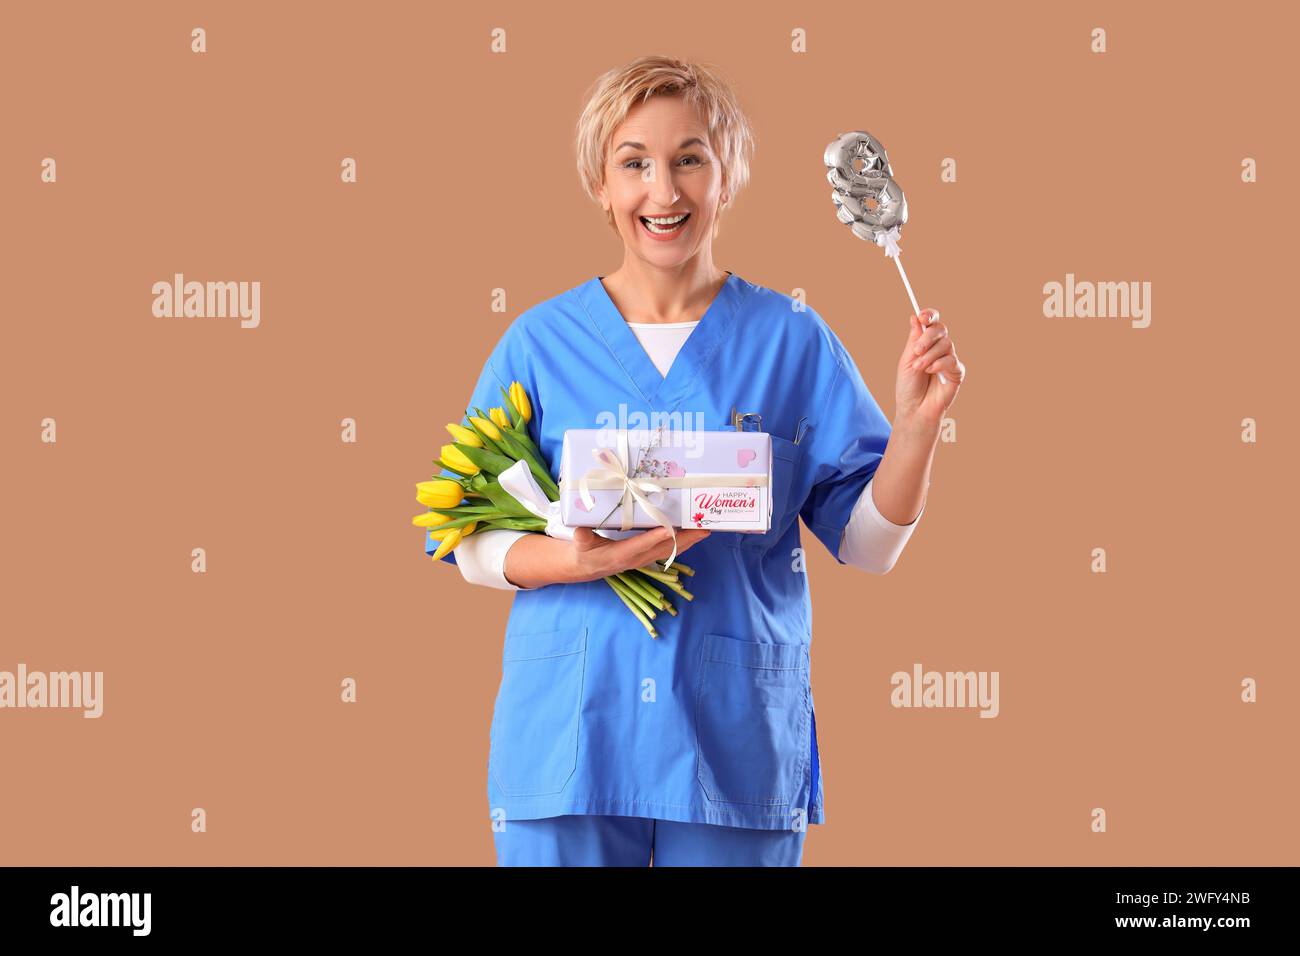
[641,213,688,234]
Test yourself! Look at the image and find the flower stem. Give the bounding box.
[636,565,681,585]
[617,571,666,610]
[604,577,657,638]
[632,572,677,615]
[656,576,694,602]
[612,575,656,619]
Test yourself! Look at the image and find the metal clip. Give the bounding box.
[730,406,765,432]
[793,416,810,445]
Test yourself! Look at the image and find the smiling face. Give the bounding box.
[596,94,727,266]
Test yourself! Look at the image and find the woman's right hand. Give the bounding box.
[568,526,711,583]
[501,526,712,589]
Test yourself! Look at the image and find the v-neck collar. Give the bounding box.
[579,271,747,409]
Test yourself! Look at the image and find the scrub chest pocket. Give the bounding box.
[726,435,803,554]
[695,632,811,807]
[490,628,587,797]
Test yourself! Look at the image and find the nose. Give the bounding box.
[648,160,680,207]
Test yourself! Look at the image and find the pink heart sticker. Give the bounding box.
[665,461,686,477]
[737,449,757,468]
[573,495,591,512]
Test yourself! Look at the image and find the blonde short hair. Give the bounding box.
[575,55,757,238]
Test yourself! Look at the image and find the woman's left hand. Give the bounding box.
[894,307,965,431]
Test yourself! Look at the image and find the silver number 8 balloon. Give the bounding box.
[824,130,907,253]
[824,129,945,383]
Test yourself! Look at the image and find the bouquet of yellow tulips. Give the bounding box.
[414,381,694,638]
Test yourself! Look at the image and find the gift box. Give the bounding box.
[558,427,773,533]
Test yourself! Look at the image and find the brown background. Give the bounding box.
[2,0,1295,865]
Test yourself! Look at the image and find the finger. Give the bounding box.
[909,309,937,335]
[618,528,710,567]
[610,526,672,561]
[911,339,951,372]
[906,313,924,350]
[924,352,965,381]
[909,322,948,358]
[670,529,712,553]
[909,337,953,371]
[645,528,711,557]
[647,535,717,564]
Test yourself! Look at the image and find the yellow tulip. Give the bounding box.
[489,406,510,430]
[440,443,479,475]
[430,519,477,541]
[469,415,502,442]
[429,521,478,560]
[446,423,483,447]
[430,528,461,560]
[416,479,464,509]
[412,510,453,529]
[508,381,532,423]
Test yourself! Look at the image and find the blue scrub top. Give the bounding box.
[427,272,892,831]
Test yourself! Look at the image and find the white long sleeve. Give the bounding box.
[452,320,922,590]
[453,528,532,590]
[837,475,923,574]
[453,473,924,590]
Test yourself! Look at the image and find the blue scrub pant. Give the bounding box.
[493,814,807,866]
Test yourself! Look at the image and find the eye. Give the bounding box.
[621,155,703,171]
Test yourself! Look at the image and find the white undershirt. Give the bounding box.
[624,318,702,376]
[453,320,923,589]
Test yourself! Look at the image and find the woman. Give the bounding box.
[428,55,965,866]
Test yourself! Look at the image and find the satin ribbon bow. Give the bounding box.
[577,430,681,570]
[497,458,645,547]
[497,459,575,542]
[880,223,903,259]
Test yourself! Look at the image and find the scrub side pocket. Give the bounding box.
[489,628,587,797]
[696,632,811,808]
[727,435,802,553]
